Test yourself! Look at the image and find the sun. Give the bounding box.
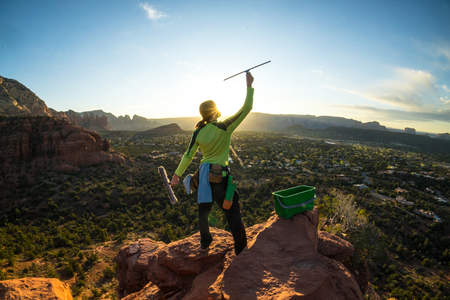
[177,73,249,119]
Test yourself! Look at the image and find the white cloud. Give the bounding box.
[335,104,450,123]
[325,84,360,95]
[362,68,439,112]
[139,3,166,20]
[416,40,450,68]
[436,44,450,62]
[312,69,323,76]
[176,61,205,71]
[177,61,195,67]
[328,67,450,125]
[437,84,450,92]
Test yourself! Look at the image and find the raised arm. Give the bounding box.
[222,72,254,133]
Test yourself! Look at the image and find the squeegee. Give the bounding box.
[224,60,271,81]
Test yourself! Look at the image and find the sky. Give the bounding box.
[1,0,450,134]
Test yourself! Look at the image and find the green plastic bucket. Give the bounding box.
[272,185,316,218]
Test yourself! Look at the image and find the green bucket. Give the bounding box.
[272,185,316,218]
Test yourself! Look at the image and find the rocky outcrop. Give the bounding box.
[0,278,73,300]
[65,110,164,131]
[356,121,387,131]
[116,208,367,300]
[405,127,416,134]
[0,76,67,119]
[0,116,124,166]
[437,133,450,140]
[65,110,110,131]
[317,231,354,261]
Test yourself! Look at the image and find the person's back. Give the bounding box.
[171,72,254,255]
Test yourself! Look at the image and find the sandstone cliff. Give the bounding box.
[116,208,369,300]
[114,114,161,131]
[65,110,111,131]
[0,115,124,166]
[0,76,66,119]
[65,110,163,131]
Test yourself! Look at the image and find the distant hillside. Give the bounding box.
[236,113,388,132]
[147,113,388,132]
[144,123,185,133]
[148,116,200,130]
[284,124,450,154]
[283,124,312,134]
[134,123,188,139]
[3,76,449,139]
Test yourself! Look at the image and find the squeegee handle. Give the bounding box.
[224,60,271,81]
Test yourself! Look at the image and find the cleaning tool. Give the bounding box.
[223,60,271,81]
[158,166,178,204]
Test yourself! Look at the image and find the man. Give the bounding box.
[170,72,254,255]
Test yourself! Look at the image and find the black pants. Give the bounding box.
[198,176,247,255]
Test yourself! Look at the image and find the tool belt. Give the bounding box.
[190,164,230,190]
[209,164,231,183]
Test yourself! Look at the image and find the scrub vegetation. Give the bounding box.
[1,130,449,299]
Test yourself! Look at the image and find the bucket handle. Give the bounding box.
[276,195,317,209]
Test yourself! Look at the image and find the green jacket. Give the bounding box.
[175,87,254,177]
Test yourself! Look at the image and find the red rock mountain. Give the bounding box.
[116,208,371,300]
[0,115,124,166]
[0,76,67,119]
[65,110,111,131]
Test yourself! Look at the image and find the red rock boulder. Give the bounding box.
[0,277,73,300]
[117,208,366,300]
[317,231,354,261]
[217,209,361,300]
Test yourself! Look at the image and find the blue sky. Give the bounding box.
[1,0,450,133]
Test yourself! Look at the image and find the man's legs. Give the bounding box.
[198,202,213,248]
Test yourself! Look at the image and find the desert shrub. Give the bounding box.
[70,286,81,296]
[65,264,75,277]
[91,288,101,298]
[46,269,59,279]
[422,258,432,267]
[0,269,6,280]
[103,266,115,279]
[87,252,99,264]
